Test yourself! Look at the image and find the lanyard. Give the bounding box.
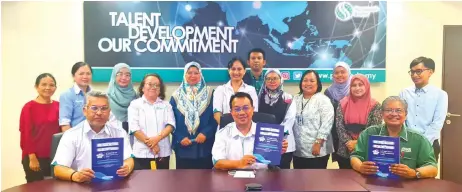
[300,98,310,114]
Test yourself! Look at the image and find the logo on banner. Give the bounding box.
[335,2,380,22]
[293,71,303,80]
[281,72,290,80]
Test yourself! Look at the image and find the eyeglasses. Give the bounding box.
[265,77,280,82]
[408,69,430,76]
[232,105,251,113]
[145,83,160,89]
[383,108,404,114]
[116,72,131,78]
[87,105,110,113]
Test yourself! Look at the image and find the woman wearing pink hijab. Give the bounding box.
[335,74,383,169]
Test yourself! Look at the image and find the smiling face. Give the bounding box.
[301,72,318,96]
[228,61,246,81]
[73,65,92,87]
[382,100,407,128]
[115,67,131,88]
[231,96,254,127]
[185,66,201,86]
[35,76,56,99]
[265,72,281,91]
[333,66,349,84]
[350,78,366,98]
[142,75,161,99]
[410,63,433,87]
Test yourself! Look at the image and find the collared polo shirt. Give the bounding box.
[51,120,133,171]
[351,124,437,169]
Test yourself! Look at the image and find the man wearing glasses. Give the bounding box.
[399,57,448,162]
[212,92,288,170]
[52,91,134,183]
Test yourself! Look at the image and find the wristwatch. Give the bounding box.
[415,170,422,179]
[315,140,321,144]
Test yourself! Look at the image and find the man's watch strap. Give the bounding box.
[415,169,422,179]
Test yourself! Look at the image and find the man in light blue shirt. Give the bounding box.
[399,56,448,162]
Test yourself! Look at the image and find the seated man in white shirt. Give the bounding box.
[212,92,288,170]
[52,91,134,183]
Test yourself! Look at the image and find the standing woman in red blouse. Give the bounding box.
[19,73,60,183]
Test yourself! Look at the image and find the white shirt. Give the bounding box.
[213,81,259,114]
[212,122,267,169]
[128,96,175,158]
[282,99,296,153]
[51,120,133,171]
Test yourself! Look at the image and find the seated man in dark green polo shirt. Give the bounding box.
[351,96,438,179]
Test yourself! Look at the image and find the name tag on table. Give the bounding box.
[368,135,400,179]
[233,171,256,178]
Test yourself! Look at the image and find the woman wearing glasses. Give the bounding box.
[257,69,296,169]
[293,70,334,169]
[170,62,217,169]
[20,73,60,183]
[128,74,175,170]
[213,57,259,126]
[335,74,382,169]
[107,63,137,133]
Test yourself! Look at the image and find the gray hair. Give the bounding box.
[381,96,408,113]
[85,90,109,104]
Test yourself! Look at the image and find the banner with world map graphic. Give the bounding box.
[84,1,387,83]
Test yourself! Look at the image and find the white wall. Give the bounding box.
[2,1,462,190]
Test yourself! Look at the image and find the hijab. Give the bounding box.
[172,62,211,135]
[326,62,352,102]
[340,74,377,125]
[107,63,137,122]
[259,69,286,106]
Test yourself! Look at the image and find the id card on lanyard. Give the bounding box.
[297,98,310,125]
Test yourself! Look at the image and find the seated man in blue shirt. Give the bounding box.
[52,91,134,183]
[399,57,448,162]
[212,92,288,170]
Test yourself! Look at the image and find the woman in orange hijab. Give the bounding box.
[335,74,383,169]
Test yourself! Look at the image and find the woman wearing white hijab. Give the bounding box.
[324,62,352,163]
[170,62,217,169]
[258,69,296,169]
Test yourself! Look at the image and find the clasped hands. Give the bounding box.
[145,136,162,154]
[359,161,417,179]
[180,133,207,146]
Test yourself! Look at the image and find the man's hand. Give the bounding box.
[180,137,192,146]
[359,161,378,175]
[238,155,256,169]
[195,133,206,144]
[72,168,95,183]
[281,139,288,154]
[390,164,416,179]
[116,163,131,177]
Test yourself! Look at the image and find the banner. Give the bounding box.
[84,1,387,83]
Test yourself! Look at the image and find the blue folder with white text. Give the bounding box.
[253,123,284,166]
[91,137,124,182]
[368,135,400,179]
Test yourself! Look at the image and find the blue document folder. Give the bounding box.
[368,135,400,179]
[92,137,124,182]
[253,123,284,166]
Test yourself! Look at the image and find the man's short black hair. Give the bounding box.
[247,48,266,60]
[229,92,254,109]
[410,56,435,71]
